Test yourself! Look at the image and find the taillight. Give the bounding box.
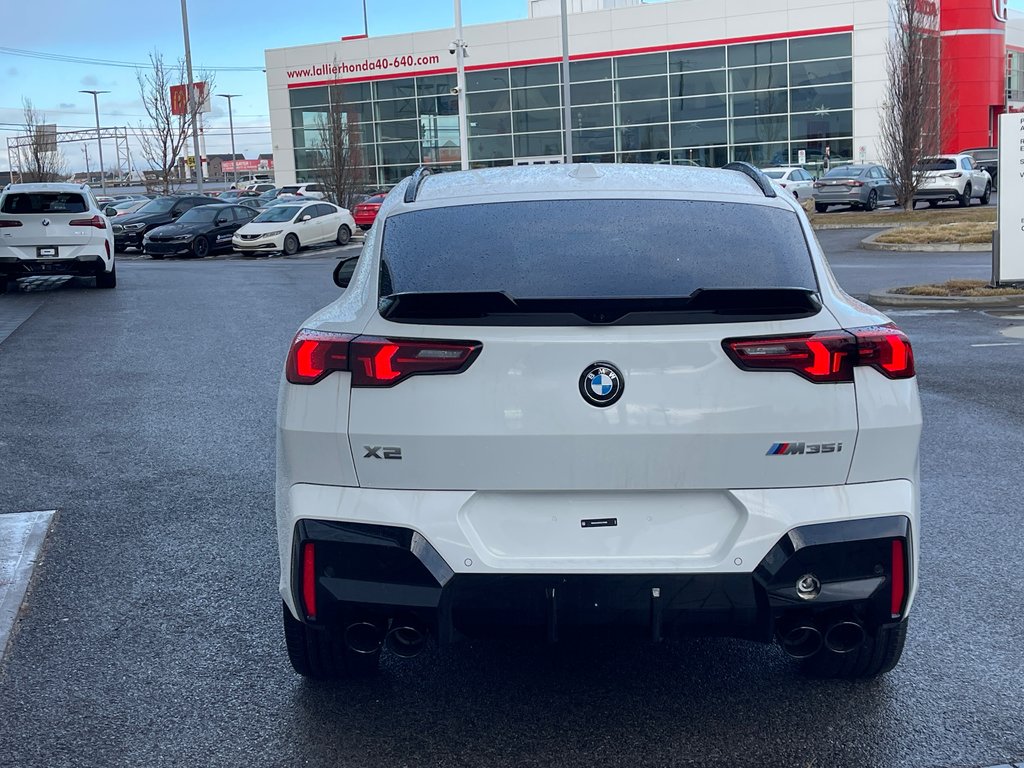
[301,541,316,620]
[0,220,23,228]
[285,330,353,385]
[723,324,914,383]
[849,180,864,187]
[852,325,915,378]
[945,171,963,179]
[285,329,482,386]
[813,182,823,188]
[70,215,107,229]
[891,539,906,617]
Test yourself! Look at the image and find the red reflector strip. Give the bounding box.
[302,541,316,620]
[891,539,906,617]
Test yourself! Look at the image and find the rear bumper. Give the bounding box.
[914,187,961,200]
[278,480,919,642]
[812,192,864,205]
[290,515,912,643]
[0,255,108,278]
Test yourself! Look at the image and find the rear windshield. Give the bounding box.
[966,150,997,161]
[822,167,864,179]
[1,192,88,214]
[380,199,816,300]
[915,158,956,171]
[363,194,386,204]
[763,170,786,179]
[136,198,177,214]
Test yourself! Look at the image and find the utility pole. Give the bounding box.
[362,0,368,36]
[180,0,204,193]
[560,0,573,163]
[453,0,469,171]
[218,94,241,187]
[79,89,109,193]
[83,144,90,182]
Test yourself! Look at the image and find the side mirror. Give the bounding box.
[333,256,358,289]
[105,207,117,217]
[216,216,229,224]
[301,214,312,222]
[170,208,183,218]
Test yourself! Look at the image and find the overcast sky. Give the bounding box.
[1,0,1022,173]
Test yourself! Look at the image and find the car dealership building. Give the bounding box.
[265,0,1024,187]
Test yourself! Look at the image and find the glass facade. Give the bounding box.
[1009,50,1024,104]
[289,32,853,187]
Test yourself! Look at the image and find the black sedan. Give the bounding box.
[142,204,256,259]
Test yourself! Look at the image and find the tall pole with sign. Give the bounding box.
[995,112,1024,285]
[453,0,469,171]
[180,0,203,193]
[79,90,109,194]
[560,0,572,163]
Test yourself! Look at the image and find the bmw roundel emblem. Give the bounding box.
[579,362,624,407]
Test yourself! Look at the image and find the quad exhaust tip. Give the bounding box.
[824,620,866,654]
[778,623,823,659]
[385,620,429,658]
[344,620,387,655]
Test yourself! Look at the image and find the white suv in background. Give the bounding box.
[0,183,116,292]
[276,183,326,200]
[276,164,921,682]
[913,154,992,208]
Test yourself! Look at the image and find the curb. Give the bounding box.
[812,223,895,230]
[867,289,1024,307]
[860,230,991,252]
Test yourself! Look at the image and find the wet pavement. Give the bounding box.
[0,247,1021,768]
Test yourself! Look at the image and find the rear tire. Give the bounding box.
[958,184,971,207]
[336,224,352,246]
[0,279,9,294]
[800,620,908,679]
[96,264,116,289]
[864,189,878,212]
[282,602,381,679]
[980,183,991,206]
[283,234,299,256]
[814,203,828,213]
[150,253,165,260]
[358,224,371,231]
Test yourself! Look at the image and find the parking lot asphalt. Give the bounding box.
[0,250,1022,768]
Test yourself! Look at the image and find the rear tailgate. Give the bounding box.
[347,318,856,491]
[0,190,101,258]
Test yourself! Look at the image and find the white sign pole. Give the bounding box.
[996,113,1024,284]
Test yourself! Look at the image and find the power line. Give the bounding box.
[0,46,265,73]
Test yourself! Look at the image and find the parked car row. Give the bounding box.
[109,194,357,258]
[786,153,994,213]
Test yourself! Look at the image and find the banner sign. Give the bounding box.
[170,82,211,116]
[996,113,1024,284]
[222,158,274,173]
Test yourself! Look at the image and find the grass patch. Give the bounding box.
[809,206,996,227]
[874,222,995,245]
[892,279,1024,297]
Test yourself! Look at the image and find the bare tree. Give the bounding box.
[878,0,944,210]
[311,98,368,208]
[18,98,67,182]
[135,51,213,195]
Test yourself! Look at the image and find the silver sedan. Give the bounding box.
[812,164,896,212]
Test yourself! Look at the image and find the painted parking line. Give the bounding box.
[0,298,44,345]
[971,342,1023,347]
[0,510,56,660]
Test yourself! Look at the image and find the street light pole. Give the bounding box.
[362,0,368,37]
[79,89,109,193]
[453,0,469,171]
[180,0,204,194]
[218,94,241,187]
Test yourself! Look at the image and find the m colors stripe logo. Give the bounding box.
[766,442,844,456]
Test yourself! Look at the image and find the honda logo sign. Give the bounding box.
[993,0,1009,22]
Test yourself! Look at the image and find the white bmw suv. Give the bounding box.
[276,164,921,680]
[0,182,116,292]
